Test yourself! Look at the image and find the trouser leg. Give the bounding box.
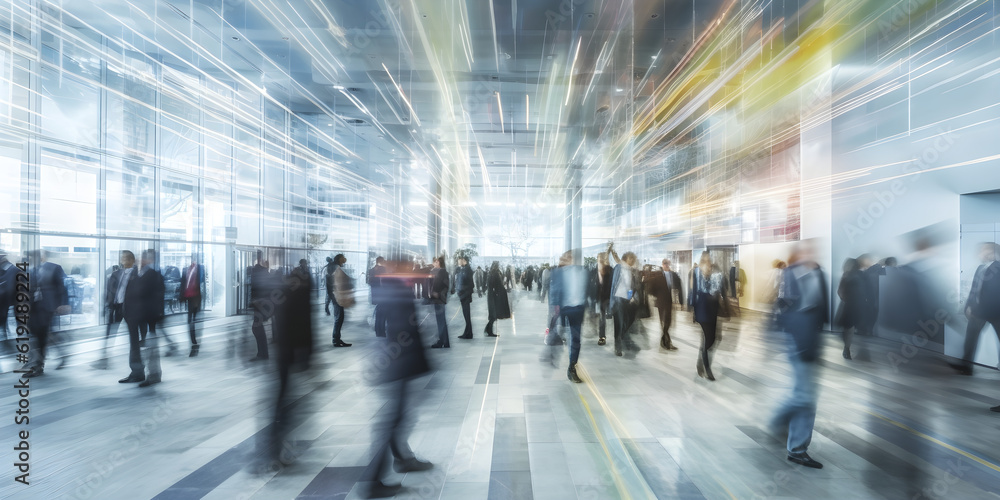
[658,307,672,347]
[127,318,144,376]
[566,306,584,366]
[332,303,345,341]
[962,316,987,367]
[435,304,449,346]
[599,299,607,340]
[699,319,717,375]
[461,300,472,336]
[188,300,200,345]
[252,306,269,358]
[144,320,161,379]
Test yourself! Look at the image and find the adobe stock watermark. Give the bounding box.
[878,0,939,43]
[843,129,957,243]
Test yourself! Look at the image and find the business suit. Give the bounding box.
[25,261,69,374]
[959,260,1000,371]
[689,266,722,379]
[250,263,271,359]
[181,263,205,349]
[647,269,683,349]
[123,266,164,381]
[485,266,509,335]
[452,264,474,338]
[429,267,450,347]
[772,262,828,464]
[369,263,388,337]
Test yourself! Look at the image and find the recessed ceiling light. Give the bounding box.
[327,123,332,127]
[333,85,345,90]
[615,88,623,92]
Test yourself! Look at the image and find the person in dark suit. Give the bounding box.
[181,253,206,357]
[429,257,450,348]
[689,252,722,380]
[262,259,316,465]
[836,258,866,360]
[119,249,163,385]
[474,265,485,298]
[369,256,388,337]
[0,250,16,339]
[772,240,828,469]
[452,255,475,339]
[249,252,271,361]
[951,243,1000,378]
[484,261,508,336]
[93,251,136,370]
[597,252,613,346]
[647,258,683,351]
[361,260,434,498]
[22,250,70,378]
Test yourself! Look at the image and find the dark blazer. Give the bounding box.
[124,268,165,323]
[274,266,314,365]
[689,267,721,325]
[487,268,511,319]
[32,261,69,316]
[428,267,449,304]
[105,267,137,308]
[378,274,431,383]
[647,270,683,312]
[452,264,474,303]
[776,263,828,362]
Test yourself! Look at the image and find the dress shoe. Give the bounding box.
[333,340,352,347]
[615,350,623,357]
[138,376,161,388]
[948,362,973,376]
[24,368,44,378]
[567,365,582,383]
[598,338,606,346]
[189,345,200,357]
[119,374,145,383]
[787,453,823,469]
[486,332,498,337]
[457,334,473,339]
[667,344,678,351]
[249,355,269,362]
[843,350,852,360]
[363,481,402,499]
[393,457,433,473]
[660,337,670,350]
[990,404,1000,413]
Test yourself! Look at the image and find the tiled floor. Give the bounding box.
[2,289,1000,499]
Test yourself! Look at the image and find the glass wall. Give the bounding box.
[0,0,372,331]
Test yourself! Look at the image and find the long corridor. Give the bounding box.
[2,290,999,500]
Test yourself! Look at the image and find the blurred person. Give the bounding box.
[181,253,206,357]
[474,265,485,297]
[597,251,613,346]
[689,252,722,381]
[730,260,747,316]
[858,254,884,336]
[836,258,865,360]
[135,249,164,387]
[452,255,475,340]
[522,265,535,292]
[323,256,335,315]
[546,251,589,382]
[428,256,450,348]
[540,264,551,302]
[608,242,640,357]
[262,258,316,466]
[249,253,272,361]
[0,250,15,339]
[647,258,683,351]
[21,250,70,378]
[369,257,388,338]
[485,261,508,337]
[93,250,136,370]
[771,240,828,469]
[951,242,1000,377]
[361,261,434,498]
[330,254,353,347]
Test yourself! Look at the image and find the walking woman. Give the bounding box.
[485,261,509,337]
[836,258,865,360]
[429,256,450,348]
[689,251,723,381]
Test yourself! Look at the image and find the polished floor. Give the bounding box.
[2,289,1000,500]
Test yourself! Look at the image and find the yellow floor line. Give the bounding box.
[578,393,634,500]
[867,410,1000,473]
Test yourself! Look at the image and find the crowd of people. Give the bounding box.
[3,235,1000,494]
